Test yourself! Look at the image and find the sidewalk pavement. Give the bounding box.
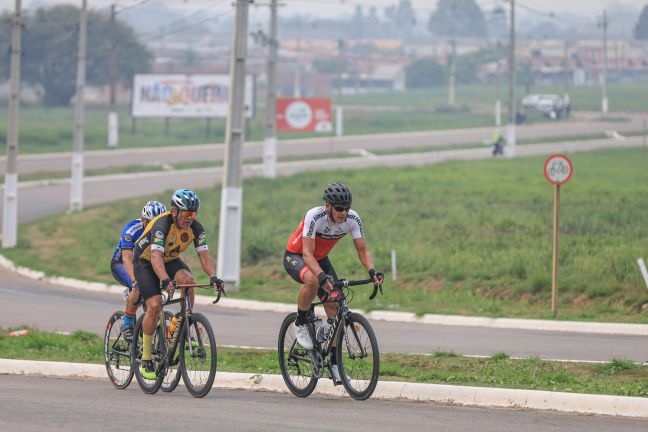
[1,359,647,418]
[2,254,647,336]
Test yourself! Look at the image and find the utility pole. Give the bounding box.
[599,10,609,115]
[217,0,250,288]
[506,0,516,158]
[108,3,118,148]
[263,0,278,178]
[336,39,344,104]
[294,16,302,97]
[2,0,22,248]
[70,0,87,212]
[563,39,570,112]
[447,3,456,107]
[495,40,502,126]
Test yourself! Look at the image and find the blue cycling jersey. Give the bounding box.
[111,218,144,263]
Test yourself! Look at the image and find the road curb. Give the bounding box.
[1,359,647,418]
[1,254,647,335]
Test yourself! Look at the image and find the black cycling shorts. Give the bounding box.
[283,250,338,299]
[134,258,190,301]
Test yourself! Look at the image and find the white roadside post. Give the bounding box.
[2,0,22,249]
[638,258,648,290]
[543,154,574,318]
[335,105,343,137]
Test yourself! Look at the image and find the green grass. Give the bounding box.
[2,327,647,397]
[1,83,646,155]
[3,147,648,323]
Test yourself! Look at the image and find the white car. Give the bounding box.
[522,94,567,118]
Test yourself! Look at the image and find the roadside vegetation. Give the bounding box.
[0,83,646,155]
[2,327,647,397]
[2,147,648,323]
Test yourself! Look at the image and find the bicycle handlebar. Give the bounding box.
[161,282,226,305]
[331,278,383,300]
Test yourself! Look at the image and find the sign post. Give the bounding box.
[543,154,573,317]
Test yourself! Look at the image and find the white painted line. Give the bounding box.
[2,359,647,418]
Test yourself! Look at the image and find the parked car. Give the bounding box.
[522,94,569,119]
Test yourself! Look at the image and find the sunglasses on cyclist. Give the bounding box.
[179,210,197,218]
[332,205,351,212]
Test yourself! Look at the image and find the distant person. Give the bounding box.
[283,182,384,384]
[491,129,504,156]
[111,200,167,341]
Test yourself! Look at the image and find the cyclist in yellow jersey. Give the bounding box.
[132,189,224,379]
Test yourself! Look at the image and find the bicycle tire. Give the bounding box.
[161,311,182,393]
[103,310,134,389]
[278,313,318,398]
[335,312,380,401]
[132,314,165,394]
[179,312,217,398]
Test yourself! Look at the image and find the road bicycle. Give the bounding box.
[278,277,383,401]
[131,282,224,398]
[104,305,178,391]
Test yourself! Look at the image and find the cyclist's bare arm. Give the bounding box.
[151,250,172,292]
[197,249,217,278]
[353,237,379,283]
[302,237,329,285]
[121,249,136,284]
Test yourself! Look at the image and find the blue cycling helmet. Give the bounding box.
[141,200,167,221]
[171,189,200,212]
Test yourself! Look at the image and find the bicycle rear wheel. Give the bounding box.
[278,313,318,398]
[179,312,217,398]
[132,314,165,394]
[103,311,134,389]
[335,312,380,400]
[161,311,182,393]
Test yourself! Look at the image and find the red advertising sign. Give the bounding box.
[276,98,332,132]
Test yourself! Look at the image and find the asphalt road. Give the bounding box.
[0,134,644,225]
[2,272,645,362]
[2,376,647,432]
[0,113,644,175]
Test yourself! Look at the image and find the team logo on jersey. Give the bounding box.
[124,234,132,242]
[181,233,189,242]
[155,231,164,239]
[199,232,207,240]
[138,238,149,248]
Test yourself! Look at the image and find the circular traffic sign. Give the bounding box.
[543,154,573,185]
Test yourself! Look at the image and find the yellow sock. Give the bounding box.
[142,333,152,360]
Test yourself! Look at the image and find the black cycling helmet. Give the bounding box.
[323,182,352,207]
[171,189,200,212]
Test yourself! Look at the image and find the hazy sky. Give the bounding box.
[0,0,645,19]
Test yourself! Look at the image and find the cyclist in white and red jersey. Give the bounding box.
[283,182,384,384]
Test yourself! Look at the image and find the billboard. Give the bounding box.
[131,74,255,118]
[276,98,332,132]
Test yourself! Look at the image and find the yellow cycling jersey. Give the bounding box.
[133,211,208,263]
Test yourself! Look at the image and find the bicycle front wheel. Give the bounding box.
[179,312,217,398]
[103,311,134,389]
[132,314,166,394]
[161,311,182,393]
[335,312,380,400]
[278,313,318,398]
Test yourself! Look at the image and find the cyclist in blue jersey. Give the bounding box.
[110,200,167,340]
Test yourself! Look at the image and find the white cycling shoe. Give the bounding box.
[329,364,349,385]
[293,322,313,350]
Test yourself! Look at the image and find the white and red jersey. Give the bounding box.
[286,206,364,260]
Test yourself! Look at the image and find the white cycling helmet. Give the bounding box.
[141,200,167,221]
